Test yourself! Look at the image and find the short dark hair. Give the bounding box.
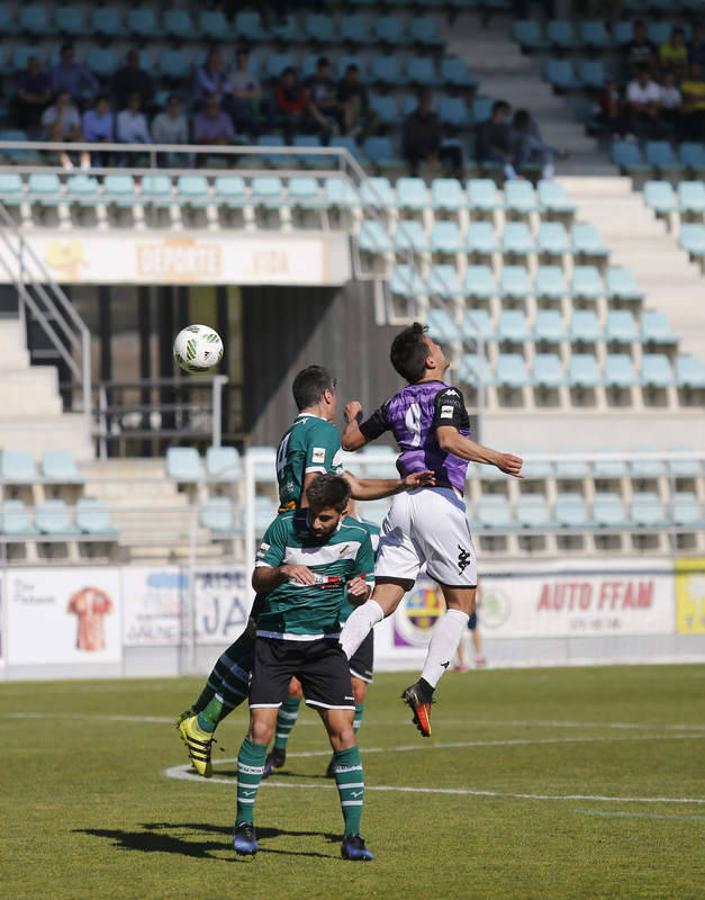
[492,100,510,117]
[306,474,351,513]
[317,56,330,68]
[292,365,335,411]
[390,322,430,383]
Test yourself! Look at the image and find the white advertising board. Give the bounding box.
[7,568,122,665]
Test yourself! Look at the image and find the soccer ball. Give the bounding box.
[173,324,224,374]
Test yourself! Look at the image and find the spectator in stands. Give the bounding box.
[688,24,705,68]
[193,93,235,145]
[337,64,373,139]
[113,49,154,113]
[476,99,517,180]
[40,90,90,170]
[306,56,339,138]
[593,78,625,136]
[659,72,682,138]
[194,48,233,108]
[275,68,308,142]
[152,94,190,167]
[230,48,261,134]
[116,92,151,154]
[680,62,705,141]
[82,94,114,166]
[49,43,99,107]
[624,20,655,77]
[510,109,556,180]
[15,56,51,135]
[402,89,442,177]
[625,65,663,138]
[659,27,688,80]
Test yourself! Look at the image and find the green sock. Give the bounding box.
[236,737,267,826]
[274,696,301,750]
[197,696,224,734]
[191,684,215,714]
[333,745,365,836]
[353,703,364,734]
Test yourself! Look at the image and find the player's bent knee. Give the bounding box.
[328,725,356,751]
[249,716,275,746]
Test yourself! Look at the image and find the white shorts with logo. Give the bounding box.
[374,487,477,587]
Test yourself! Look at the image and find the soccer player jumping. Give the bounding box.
[339,323,523,737]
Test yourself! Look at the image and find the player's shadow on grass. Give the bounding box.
[75,822,340,862]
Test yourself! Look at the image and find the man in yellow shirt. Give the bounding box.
[659,27,688,79]
[681,62,705,141]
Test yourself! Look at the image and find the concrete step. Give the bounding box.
[0,415,92,459]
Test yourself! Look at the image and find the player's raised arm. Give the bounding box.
[343,469,435,500]
[342,400,388,451]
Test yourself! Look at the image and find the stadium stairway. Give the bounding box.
[445,12,611,175]
[0,317,92,459]
[559,176,705,364]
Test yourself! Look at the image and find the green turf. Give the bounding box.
[3,665,705,899]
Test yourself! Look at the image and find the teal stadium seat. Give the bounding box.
[604,354,637,388]
[580,20,611,49]
[375,14,407,45]
[340,14,369,45]
[677,181,705,215]
[92,6,125,38]
[178,175,211,208]
[1,451,36,483]
[569,310,601,342]
[645,141,684,176]
[427,309,457,343]
[431,178,465,213]
[251,176,284,208]
[571,223,608,257]
[605,310,638,342]
[461,310,493,342]
[206,446,242,481]
[427,265,461,299]
[467,178,500,211]
[535,266,567,299]
[369,95,401,126]
[644,180,677,215]
[630,492,667,527]
[214,176,247,208]
[606,267,643,302]
[500,266,532,299]
[166,447,203,482]
[141,175,174,207]
[389,265,425,297]
[360,176,394,209]
[103,174,137,208]
[363,136,400,168]
[235,11,266,42]
[159,48,190,81]
[593,453,629,478]
[502,222,535,255]
[538,222,570,255]
[516,495,552,528]
[370,55,404,86]
[512,20,550,51]
[679,143,705,175]
[555,493,592,527]
[547,19,580,49]
[358,220,393,254]
[127,8,159,37]
[76,499,118,537]
[2,500,37,536]
[640,354,674,388]
[41,450,81,483]
[163,8,194,38]
[504,180,537,215]
[679,224,705,258]
[394,220,428,253]
[578,59,606,89]
[325,177,359,211]
[612,140,649,174]
[467,221,498,254]
[495,353,529,388]
[668,454,701,478]
[676,355,705,388]
[264,53,294,81]
[538,180,576,215]
[555,454,590,478]
[471,96,494,125]
[593,493,628,527]
[200,9,233,40]
[571,266,603,301]
[431,221,462,254]
[287,176,325,209]
[406,56,441,87]
[19,4,52,36]
[200,497,239,535]
[28,172,61,206]
[532,353,564,388]
[440,57,477,88]
[463,265,496,300]
[396,177,429,212]
[673,493,704,528]
[0,172,24,206]
[438,96,467,128]
[497,310,529,342]
[568,354,600,388]
[409,15,444,49]
[36,499,79,536]
[55,4,88,36]
[533,309,565,341]
[640,311,677,345]
[476,495,514,529]
[544,58,583,91]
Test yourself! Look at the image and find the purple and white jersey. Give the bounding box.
[358,380,471,494]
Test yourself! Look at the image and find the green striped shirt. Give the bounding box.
[275,414,344,510]
[255,512,375,639]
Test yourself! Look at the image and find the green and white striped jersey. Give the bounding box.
[275,414,344,510]
[255,511,375,639]
[339,518,380,625]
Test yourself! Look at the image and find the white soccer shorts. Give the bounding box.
[374,487,477,587]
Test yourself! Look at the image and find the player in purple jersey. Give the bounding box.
[338,323,523,737]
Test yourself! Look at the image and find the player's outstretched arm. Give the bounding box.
[343,470,435,500]
[436,426,523,477]
[341,401,368,451]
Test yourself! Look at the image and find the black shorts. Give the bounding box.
[249,637,355,711]
[348,631,374,684]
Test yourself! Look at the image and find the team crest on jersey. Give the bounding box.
[440,405,454,419]
[312,447,326,463]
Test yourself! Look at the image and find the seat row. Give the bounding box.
[361,220,607,258]
[166,446,242,484]
[612,141,705,178]
[471,454,704,483]
[1,498,117,539]
[513,17,700,53]
[389,264,643,305]
[0,449,82,485]
[1,7,447,49]
[428,308,677,348]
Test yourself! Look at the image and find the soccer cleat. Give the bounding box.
[262,746,286,780]
[475,656,487,668]
[177,714,215,777]
[325,754,336,779]
[233,822,258,856]
[176,707,195,726]
[401,680,434,737]
[341,833,374,861]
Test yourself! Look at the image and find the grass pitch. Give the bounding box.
[3,665,705,899]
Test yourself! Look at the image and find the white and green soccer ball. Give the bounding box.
[173,324,224,374]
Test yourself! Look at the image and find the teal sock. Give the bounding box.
[333,745,364,836]
[274,696,301,750]
[197,696,224,734]
[236,737,267,826]
[353,703,364,734]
